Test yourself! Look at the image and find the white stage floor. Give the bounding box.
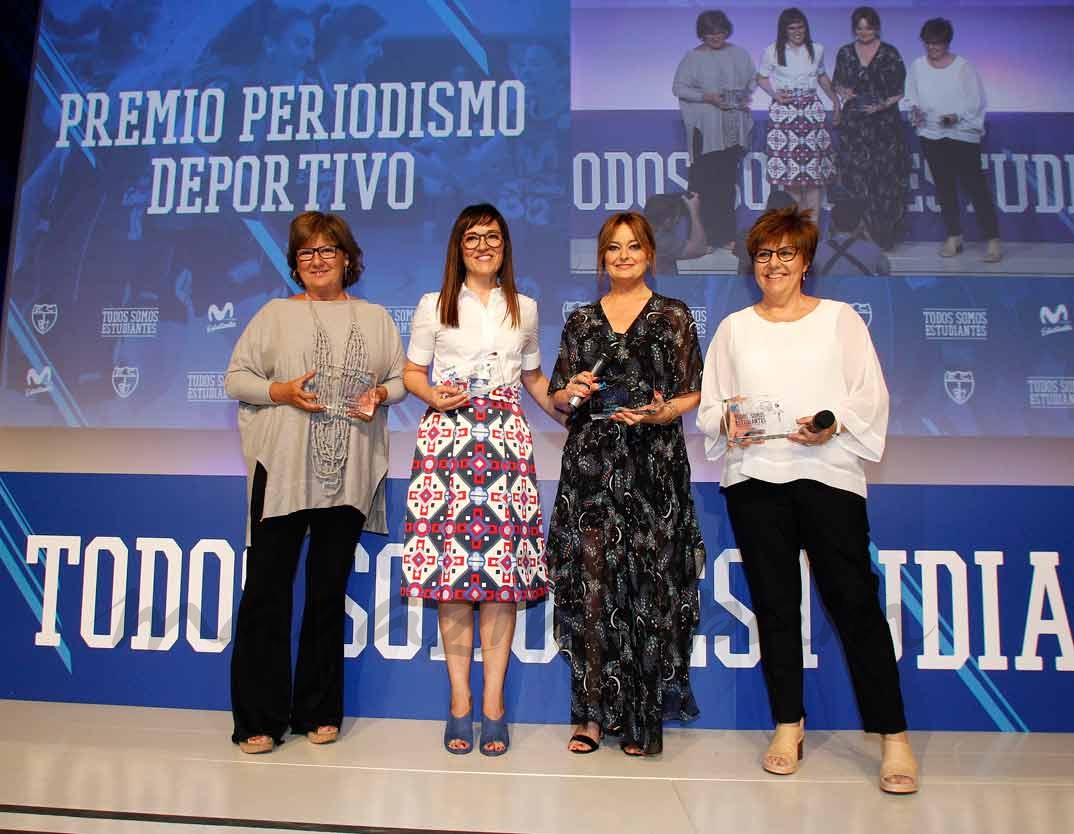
[570,238,1074,277]
[1,700,1072,834]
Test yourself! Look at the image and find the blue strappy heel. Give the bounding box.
[479,712,510,757]
[443,707,473,755]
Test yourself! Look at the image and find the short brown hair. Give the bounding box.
[851,5,881,31]
[696,10,733,38]
[746,206,819,265]
[287,211,364,288]
[596,212,656,276]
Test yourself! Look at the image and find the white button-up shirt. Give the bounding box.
[407,286,541,387]
[758,42,828,92]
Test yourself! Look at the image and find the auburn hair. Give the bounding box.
[596,212,656,277]
[745,206,819,265]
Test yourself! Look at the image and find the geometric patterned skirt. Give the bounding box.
[400,385,548,603]
[765,89,835,187]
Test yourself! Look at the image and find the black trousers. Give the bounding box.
[231,464,366,743]
[688,134,745,247]
[919,136,999,240]
[723,478,907,734]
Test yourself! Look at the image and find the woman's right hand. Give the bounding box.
[563,370,599,406]
[269,370,324,412]
[773,90,792,105]
[429,383,470,412]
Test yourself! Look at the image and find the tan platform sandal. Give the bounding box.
[307,725,339,745]
[939,235,963,257]
[880,736,920,794]
[762,720,804,775]
[238,734,274,754]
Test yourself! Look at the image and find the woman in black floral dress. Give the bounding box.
[832,6,911,250]
[547,212,705,756]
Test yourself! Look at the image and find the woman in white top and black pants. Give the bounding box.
[756,8,841,221]
[401,203,559,756]
[697,205,919,794]
[906,17,1001,262]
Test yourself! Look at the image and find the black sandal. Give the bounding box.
[568,732,601,754]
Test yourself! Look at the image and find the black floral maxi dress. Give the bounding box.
[547,293,705,754]
[832,41,911,250]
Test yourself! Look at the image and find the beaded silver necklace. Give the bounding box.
[307,295,368,494]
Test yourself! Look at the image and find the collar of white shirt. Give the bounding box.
[459,283,503,303]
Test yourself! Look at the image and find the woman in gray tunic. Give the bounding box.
[673,9,756,250]
[225,211,406,753]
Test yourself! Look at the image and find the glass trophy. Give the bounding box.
[727,395,798,443]
[849,93,881,111]
[344,370,378,417]
[721,88,747,109]
[437,352,502,399]
[590,378,659,421]
[466,352,500,399]
[313,365,376,420]
[437,362,464,388]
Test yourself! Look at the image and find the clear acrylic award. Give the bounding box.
[590,379,659,421]
[344,370,378,417]
[313,365,376,420]
[467,352,499,398]
[727,395,798,443]
[721,88,748,109]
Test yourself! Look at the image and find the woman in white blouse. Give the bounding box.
[400,203,558,756]
[906,17,1001,262]
[697,205,919,794]
[756,8,840,220]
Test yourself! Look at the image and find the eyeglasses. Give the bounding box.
[296,245,340,262]
[754,246,799,263]
[462,231,504,250]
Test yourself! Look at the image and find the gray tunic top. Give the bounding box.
[225,298,406,535]
[672,44,757,156]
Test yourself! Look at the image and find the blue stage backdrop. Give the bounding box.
[1,472,1072,731]
[1,1,1072,732]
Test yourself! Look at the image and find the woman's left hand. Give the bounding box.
[347,385,388,422]
[787,415,837,446]
[610,391,677,426]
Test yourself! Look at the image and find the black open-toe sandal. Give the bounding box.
[568,732,601,754]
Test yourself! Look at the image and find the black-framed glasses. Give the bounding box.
[754,246,799,263]
[296,245,340,262]
[462,231,504,250]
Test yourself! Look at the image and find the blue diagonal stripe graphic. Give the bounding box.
[871,543,1028,732]
[0,477,72,672]
[38,31,86,97]
[1001,147,1074,238]
[7,305,88,427]
[242,219,301,293]
[35,32,96,167]
[424,0,489,74]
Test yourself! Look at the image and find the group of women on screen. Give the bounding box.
[223,199,919,795]
[675,7,1001,262]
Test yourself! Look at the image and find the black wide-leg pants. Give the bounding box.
[723,477,907,734]
[688,133,745,248]
[919,136,999,240]
[231,464,365,743]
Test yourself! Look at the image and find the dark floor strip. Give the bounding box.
[0,805,508,834]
